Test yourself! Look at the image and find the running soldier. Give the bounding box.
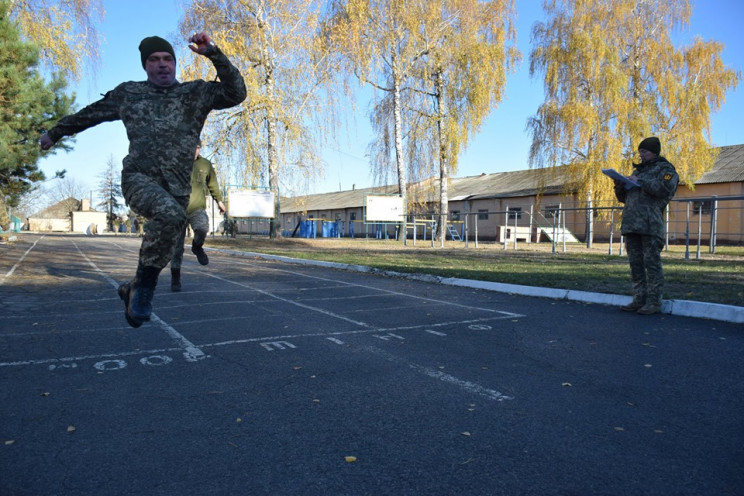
[169,141,226,292]
[41,33,247,327]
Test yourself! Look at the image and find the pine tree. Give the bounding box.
[97,156,124,232]
[0,0,75,228]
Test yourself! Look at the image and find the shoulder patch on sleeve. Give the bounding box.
[663,173,673,181]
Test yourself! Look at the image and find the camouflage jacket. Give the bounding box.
[187,156,223,215]
[46,46,246,198]
[614,156,679,237]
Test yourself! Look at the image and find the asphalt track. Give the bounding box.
[1,234,742,496]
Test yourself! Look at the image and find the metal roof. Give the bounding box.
[281,144,743,213]
[695,144,744,184]
[281,184,399,213]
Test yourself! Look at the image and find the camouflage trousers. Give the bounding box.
[122,173,188,270]
[624,233,665,305]
[170,209,210,270]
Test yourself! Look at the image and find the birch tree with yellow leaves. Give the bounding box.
[404,0,519,240]
[8,0,104,82]
[528,0,740,246]
[327,0,518,241]
[179,0,342,238]
[324,0,437,235]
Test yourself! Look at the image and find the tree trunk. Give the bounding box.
[265,63,281,239]
[392,57,407,241]
[585,187,593,248]
[434,70,449,244]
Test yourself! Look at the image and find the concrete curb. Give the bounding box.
[212,248,744,325]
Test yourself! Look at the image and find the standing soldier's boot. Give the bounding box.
[638,257,664,315]
[191,230,209,265]
[621,271,646,312]
[620,295,646,312]
[171,268,181,292]
[637,294,661,315]
[118,265,161,327]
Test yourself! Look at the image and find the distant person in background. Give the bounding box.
[169,141,226,291]
[613,137,679,315]
[40,32,246,327]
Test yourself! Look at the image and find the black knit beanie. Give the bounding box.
[638,136,661,155]
[139,36,175,68]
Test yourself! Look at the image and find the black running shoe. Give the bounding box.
[192,246,209,265]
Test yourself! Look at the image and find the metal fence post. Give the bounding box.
[465,214,469,249]
[684,202,690,260]
[475,212,479,249]
[696,205,703,260]
[710,196,718,254]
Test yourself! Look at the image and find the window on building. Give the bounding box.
[507,207,522,220]
[451,210,460,221]
[477,209,489,220]
[544,204,560,219]
[693,201,712,215]
[350,212,357,221]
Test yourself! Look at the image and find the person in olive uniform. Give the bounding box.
[613,137,679,315]
[41,33,246,327]
[169,141,226,291]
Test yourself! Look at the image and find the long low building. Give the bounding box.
[224,144,744,244]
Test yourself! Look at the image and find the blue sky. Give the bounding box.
[38,0,744,198]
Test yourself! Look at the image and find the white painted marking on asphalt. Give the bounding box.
[0,235,44,286]
[260,341,296,351]
[72,240,206,362]
[0,314,511,369]
[468,324,493,331]
[226,260,525,318]
[195,316,510,349]
[94,359,127,371]
[49,363,78,371]
[425,330,447,336]
[149,314,206,362]
[139,355,173,366]
[204,272,374,328]
[0,347,181,368]
[365,346,513,402]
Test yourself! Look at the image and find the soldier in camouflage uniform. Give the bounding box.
[614,137,679,315]
[40,33,246,327]
[169,141,226,292]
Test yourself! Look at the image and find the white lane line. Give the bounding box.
[215,256,525,318]
[425,330,447,336]
[0,235,45,286]
[0,346,183,368]
[364,345,514,402]
[203,271,374,328]
[72,240,206,362]
[196,315,509,348]
[0,314,511,368]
